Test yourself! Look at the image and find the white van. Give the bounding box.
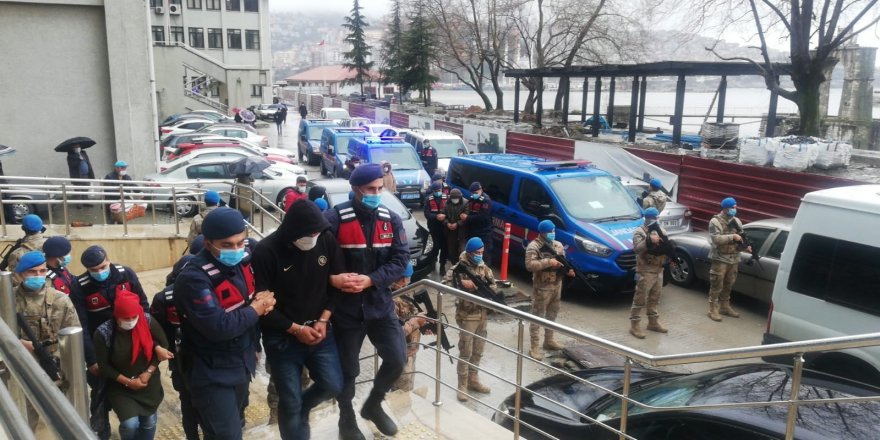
[403,129,470,175]
[319,107,350,124]
[763,184,880,386]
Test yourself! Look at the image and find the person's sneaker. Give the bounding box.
[360,394,398,436]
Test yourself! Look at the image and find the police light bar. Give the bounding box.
[534,160,593,170]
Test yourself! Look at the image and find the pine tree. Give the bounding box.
[379,0,404,92]
[400,1,438,105]
[342,0,374,94]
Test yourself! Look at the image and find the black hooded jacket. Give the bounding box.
[252,200,344,333]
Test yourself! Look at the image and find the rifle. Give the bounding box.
[0,238,25,271]
[727,218,762,266]
[645,222,680,264]
[452,263,506,305]
[404,289,454,363]
[16,313,62,382]
[539,242,598,293]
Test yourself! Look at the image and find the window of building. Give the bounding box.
[245,30,260,50]
[207,28,223,49]
[188,27,204,48]
[149,0,163,7]
[787,233,880,317]
[169,0,181,4]
[205,0,221,10]
[251,85,263,97]
[187,0,202,9]
[151,26,166,44]
[170,26,185,44]
[227,29,242,49]
[226,0,240,11]
[243,0,258,11]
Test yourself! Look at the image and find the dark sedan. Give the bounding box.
[667,217,792,304]
[493,364,880,440]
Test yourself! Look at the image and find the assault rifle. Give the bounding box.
[728,218,762,266]
[404,289,454,363]
[16,313,62,382]
[452,264,506,305]
[539,242,598,293]
[645,222,681,264]
[0,238,24,271]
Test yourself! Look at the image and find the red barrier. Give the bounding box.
[435,120,463,137]
[506,132,575,160]
[332,98,342,107]
[390,111,409,128]
[500,223,511,282]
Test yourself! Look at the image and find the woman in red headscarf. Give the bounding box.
[93,291,169,440]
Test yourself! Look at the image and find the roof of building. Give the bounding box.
[285,65,380,83]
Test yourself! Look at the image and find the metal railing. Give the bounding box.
[382,279,880,440]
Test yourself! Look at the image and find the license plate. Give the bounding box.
[661,220,678,227]
[401,192,419,200]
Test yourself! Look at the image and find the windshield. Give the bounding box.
[549,175,642,222]
[324,110,348,119]
[327,191,411,220]
[623,183,649,200]
[308,126,325,140]
[372,147,422,170]
[430,138,468,158]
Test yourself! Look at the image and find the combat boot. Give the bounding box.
[360,392,398,436]
[543,331,564,350]
[719,301,741,318]
[467,372,491,394]
[457,374,469,402]
[707,303,723,322]
[529,340,543,360]
[338,404,366,440]
[629,320,646,339]
[646,316,668,333]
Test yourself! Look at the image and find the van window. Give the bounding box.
[431,138,467,158]
[548,175,641,222]
[787,233,880,317]
[448,161,512,205]
[371,147,422,171]
[766,231,788,259]
[308,126,324,140]
[519,178,556,217]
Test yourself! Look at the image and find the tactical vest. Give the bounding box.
[427,195,446,214]
[77,265,133,326]
[440,183,450,196]
[157,285,181,326]
[197,260,256,312]
[335,202,395,276]
[711,214,741,256]
[468,196,488,214]
[47,269,73,295]
[18,290,61,352]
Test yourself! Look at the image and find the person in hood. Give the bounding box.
[442,188,468,263]
[308,185,329,205]
[252,199,345,439]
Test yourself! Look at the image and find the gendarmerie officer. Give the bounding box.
[324,163,408,440]
[43,236,76,295]
[174,208,276,439]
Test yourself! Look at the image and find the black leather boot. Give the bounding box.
[338,403,365,440]
[360,392,398,436]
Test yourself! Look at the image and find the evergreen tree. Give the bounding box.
[379,0,404,91]
[400,1,438,105]
[342,0,374,94]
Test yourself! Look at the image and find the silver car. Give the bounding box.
[668,217,792,304]
[619,177,692,235]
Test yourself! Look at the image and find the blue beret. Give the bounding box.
[16,251,45,273]
[721,197,737,209]
[21,214,43,233]
[349,163,384,186]
[431,181,442,191]
[538,220,555,233]
[201,208,245,240]
[643,207,660,218]
[80,245,107,268]
[43,236,72,258]
[189,235,205,255]
[469,182,482,192]
[403,262,413,278]
[204,191,220,205]
[465,237,484,253]
[315,198,329,211]
[432,171,444,181]
[649,178,663,188]
[114,160,128,168]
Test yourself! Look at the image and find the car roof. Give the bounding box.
[174,118,213,125]
[407,129,462,139]
[803,184,880,214]
[178,142,246,148]
[456,154,609,179]
[302,119,338,126]
[312,179,354,193]
[324,127,369,134]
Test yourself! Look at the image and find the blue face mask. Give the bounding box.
[360,193,382,210]
[22,276,46,291]
[727,208,737,217]
[433,192,442,198]
[62,255,72,267]
[545,232,556,241]
[471,193,481,200]
[471,255,483,265]
[90,268,111,282]
[217,247,246,267]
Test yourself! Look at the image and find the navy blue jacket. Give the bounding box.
[463,193,493,235]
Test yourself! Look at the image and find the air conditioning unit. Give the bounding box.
[169,4,181,14]
[154,6,165,14]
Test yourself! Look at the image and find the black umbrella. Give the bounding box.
[229,156,271,175]
[54,137,96,153]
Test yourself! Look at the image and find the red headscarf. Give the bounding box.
[113,291,153,366]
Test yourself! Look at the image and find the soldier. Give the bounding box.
[43,236,75,295]
[446,237,494,402]
[707,197,749,321]
[5,214,48,276]
[390,263,427,392]
[641,178,667,213]
[461,182,493,266]
[187,190,220,244]
[432,172,450,196]
[525,220,573,359]
[423,181,448,273]
[443,188,468,262]
[419,140,438,178]
[14,251,80,431]
[629,208,669,339]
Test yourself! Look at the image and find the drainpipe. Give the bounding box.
[145,0,161,170]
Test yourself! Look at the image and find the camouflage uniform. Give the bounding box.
[708,211,743,320]
[630,223,668,338]
[524,236,564,359]
[186,205,217,244]
[391,295,422,392]
[8,233,48,282]
[641,190,668,213]
[445,251,494,401]
[15,283,80,430]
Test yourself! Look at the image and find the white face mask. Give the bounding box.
[73,147,81,154]
[118,317,138,331]
[296,186,306,193]
[118,170,127,176]
[293,234,319,251]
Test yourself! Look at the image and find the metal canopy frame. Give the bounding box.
[506,61,793,144]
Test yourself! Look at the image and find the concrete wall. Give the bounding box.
[0,0,159,180]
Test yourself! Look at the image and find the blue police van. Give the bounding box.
[298,118,338,166]
[319,127,368,178]
[447,154,644,294]
[347,136,431,205]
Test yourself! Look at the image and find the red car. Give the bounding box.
[162,141,296,165]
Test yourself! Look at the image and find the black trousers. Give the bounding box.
[86,372,110,440]
[333,313,406,409]
[170,361,202,440]
[425,221,448,266]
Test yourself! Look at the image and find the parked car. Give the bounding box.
[347,137,430,204]
[255,104,285,120]
[159,110,231,127]
[160,118,214,140]
[4,187,50,224]
[319,107,351,124]
[160,144,300,172]
[143,157,307,217]
[315,179,433,281]
[618,177,692,235]
[362,124,398,137]
[319,127,367,178]
[341,117,371,128]
[161,137,296,164]
[493,363,880,440]
[668,217,791,304]
[195,124,269,146]
[298,119,339,166]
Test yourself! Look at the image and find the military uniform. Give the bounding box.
[445,251,494,401]
[8,233,48,280]
[186,205,217,244]
[708,211,743,320]
[641,190,668,213]
[391,295,422,392]
[462,194,493,265]
[524,236,565,358]
[630,223,668,337]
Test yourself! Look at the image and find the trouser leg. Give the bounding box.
[365,315,407,397]
[333,322,368,406]
[87,373,110,440]
[191,382,248,440]
[171,366,201,440]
